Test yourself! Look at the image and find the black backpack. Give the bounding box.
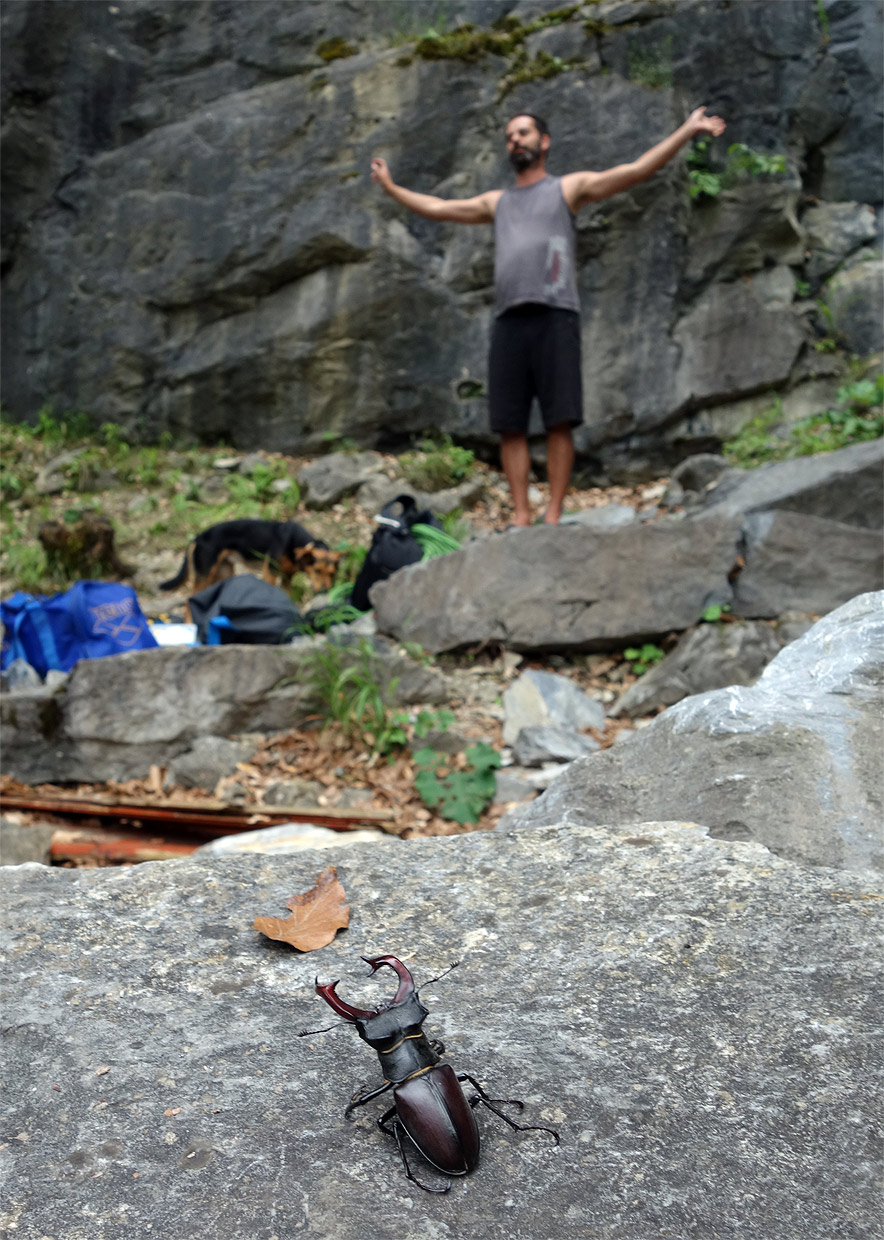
[350,495,443,612]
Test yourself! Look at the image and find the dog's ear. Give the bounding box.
[293,545,314,563]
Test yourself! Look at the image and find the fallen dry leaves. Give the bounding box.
[253,866,350,952]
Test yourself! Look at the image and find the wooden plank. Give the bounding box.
[50,827,198,864]
[0,792,397,834]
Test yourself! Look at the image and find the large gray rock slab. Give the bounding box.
[501,592,884,875]
[372,513,743,654]
[0,640,449,784]
[733,509,883,617]
[701,438,884,529]
[1,820,881,1239]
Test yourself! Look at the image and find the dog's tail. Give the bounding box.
[159,554,189,591]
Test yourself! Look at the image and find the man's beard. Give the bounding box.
[509,144,541,172]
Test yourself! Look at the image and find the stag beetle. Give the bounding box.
[302,954,559,1193]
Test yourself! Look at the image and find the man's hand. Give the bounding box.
[371,157,393,190]
[685,106,726,139]
[369,155,499,223]
[563,105,727,210]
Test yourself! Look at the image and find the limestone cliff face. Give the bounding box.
[2,0,881,476]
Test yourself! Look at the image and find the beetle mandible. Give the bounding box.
[304,954,559,1193]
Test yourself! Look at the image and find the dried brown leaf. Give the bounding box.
[253,866,350,952]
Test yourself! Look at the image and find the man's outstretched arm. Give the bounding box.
[561,106,726,210]
[371,157,501,224]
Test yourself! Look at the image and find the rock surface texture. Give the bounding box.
[502,592,884,875]
[2,0,881,475]
[1,820,881,1240]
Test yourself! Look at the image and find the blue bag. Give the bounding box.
[1,581,158,677]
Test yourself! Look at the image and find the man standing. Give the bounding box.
[371,105,725,525]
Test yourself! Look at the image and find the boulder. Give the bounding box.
[166,736,260,792]
[297,451,387,508]
[733,510,883,617]
[610,620,784,718]
[501,592,884,875]
[0,817,55,865]
[371,512,743,654]
[1,818,881,1238]
[801,201,878,286]
[512,725,600,767]
[354,474,485,516]
[671,453,731,495]
[0,639,450,785]
[702,438,884,529]
[502,669,605,745]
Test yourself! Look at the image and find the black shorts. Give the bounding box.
[488,304,583,435]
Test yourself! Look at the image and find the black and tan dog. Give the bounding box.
[160,519,341,595]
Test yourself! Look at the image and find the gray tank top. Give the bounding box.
[493,175,579,316]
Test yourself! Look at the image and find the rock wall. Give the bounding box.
[2,0,881,477]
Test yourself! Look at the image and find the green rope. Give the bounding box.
[412,523,461,559]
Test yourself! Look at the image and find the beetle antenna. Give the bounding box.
[419,960,460,990]
[296,1022,343,1037]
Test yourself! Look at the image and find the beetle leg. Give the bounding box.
[344,1079,393,1120]
[378,1108,452,1195]
[458,1074,560,1145]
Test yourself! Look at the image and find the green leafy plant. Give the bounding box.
[99,421,130,462]
[815,0,830,42]
[413,708,456,738]
[500,49,572,95]
[623,643,665,676]
[226,463,299,505]
[321,430,360,453]
[724,377,883,468]
[0,465,27,500]
[306,638,409,757]
[412,741,501,825]
[1,542,50,592]
[400,435,475,491]
[700,603,731,623]
[687,140,788,200]
[628,34,673,90]
[409,7,578,66]
[332,539,368,587]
